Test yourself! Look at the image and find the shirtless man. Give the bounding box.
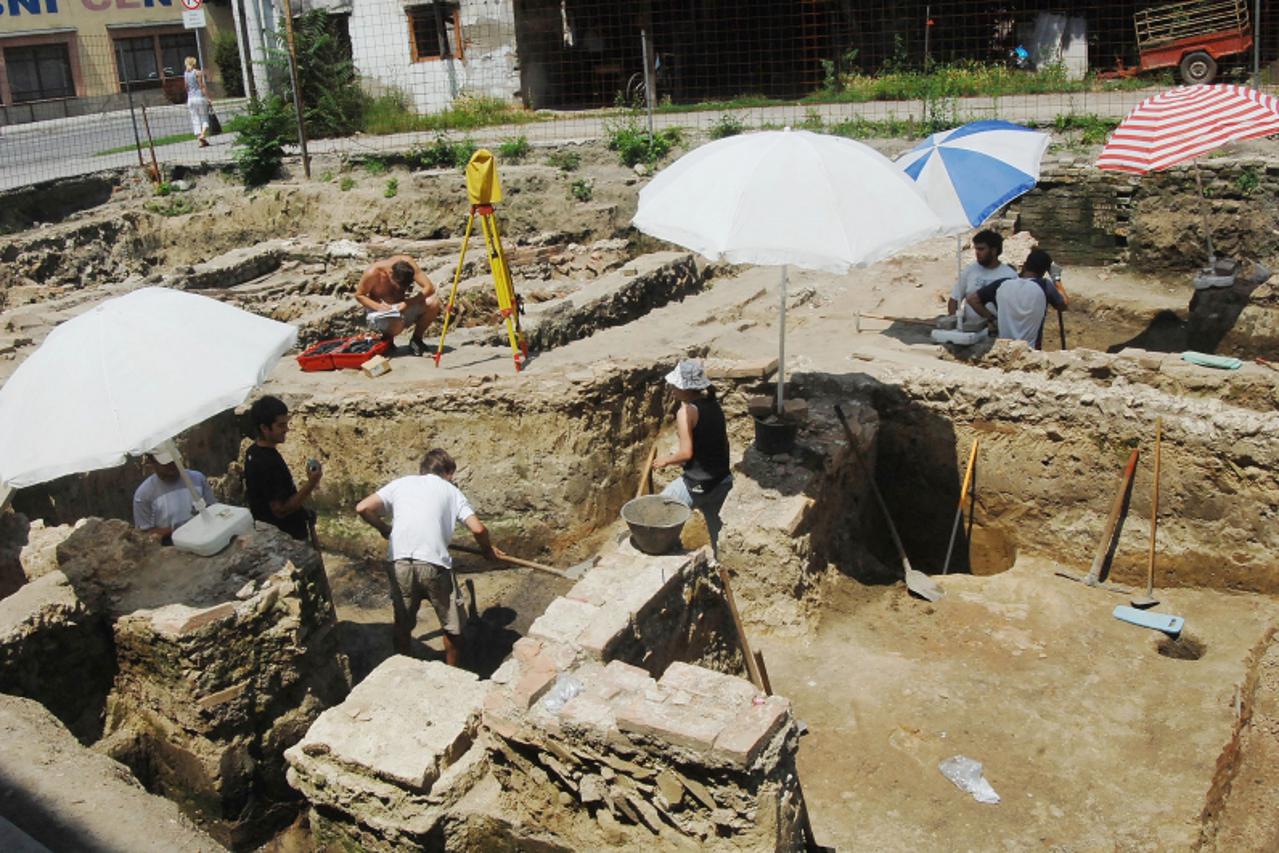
[354,256,441,356]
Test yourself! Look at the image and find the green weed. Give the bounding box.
[570,178,593,202]
[406,136,477,171]
[547,149,581,172]
[708,113,745,139]
[362,93,540,136]
[384,178,399,198]
[606,114,682,167]
[1236,167,1260,196]
[1046,114,1119,145]
[498,136,531,161]
[339,176,355,191]
[363,156,389,176]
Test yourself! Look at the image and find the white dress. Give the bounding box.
[185,69,209,136]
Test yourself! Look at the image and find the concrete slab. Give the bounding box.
[290,656,485,791]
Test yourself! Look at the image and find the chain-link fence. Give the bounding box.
[2,0,1276,191]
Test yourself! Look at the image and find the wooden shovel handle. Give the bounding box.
[957,438,979,510]
[637,442,659,500]
[1086,448,1139,583]
[1146,420,1161,593]
[448,543,566,577]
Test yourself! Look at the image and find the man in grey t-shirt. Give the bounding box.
[133,448,216,543]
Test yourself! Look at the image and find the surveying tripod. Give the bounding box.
[434,149,528,372]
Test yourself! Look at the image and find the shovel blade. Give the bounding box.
[906,568,945,602]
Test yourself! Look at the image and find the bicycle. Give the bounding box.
[624,53,674,108]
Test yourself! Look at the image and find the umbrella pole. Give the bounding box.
[776,265,787,415]
[160,439,209,513]
[0,484,12,513]
[1192,162,1217,264]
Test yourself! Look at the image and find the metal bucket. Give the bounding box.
[620,495,691,555]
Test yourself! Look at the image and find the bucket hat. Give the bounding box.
[665,359,711,391]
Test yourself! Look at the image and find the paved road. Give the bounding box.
[0,90,1160,193]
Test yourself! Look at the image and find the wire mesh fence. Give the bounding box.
[2,0,1276,191]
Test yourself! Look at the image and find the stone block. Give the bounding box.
[747,395,775,418]
[601,660,656,695]
[289,656,485,792]
[559,693,615,735]
[578,602,631,659]
[616,695,725,753]
[149,601,238,637]
[710,695,790,768]
[512,656,559,711]
[658,662,761,708]
[618,556,692,617]
[528,596,600,646]
[781,399,809,422]
[704,357,779,380]
[512,636,542,663]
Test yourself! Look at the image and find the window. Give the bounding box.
[5,43,74,103]
[159,33,198,79]
[408,2,463,62]
[112,31,197,89]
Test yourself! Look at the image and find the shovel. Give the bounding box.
[942,438,979,575]
[1055,448,1139,594]
[835,404,944,602]
[1132,419,1161,609]
[449,543,595,581]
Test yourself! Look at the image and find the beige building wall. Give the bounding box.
[1,0,236,102]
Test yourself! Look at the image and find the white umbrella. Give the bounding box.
[0,288,296,553]
[632,128,943,410]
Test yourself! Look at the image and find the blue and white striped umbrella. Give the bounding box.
[895,120,1050,233]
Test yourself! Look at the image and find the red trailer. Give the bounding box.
[1131,0,1253,84]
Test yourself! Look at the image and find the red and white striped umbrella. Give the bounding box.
[1096,84,1279,174]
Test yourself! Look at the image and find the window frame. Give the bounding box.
[4,41,76,104]
[110,27,197,92]
[406,2,464,63]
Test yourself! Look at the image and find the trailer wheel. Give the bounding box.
[1179,52,1217,85]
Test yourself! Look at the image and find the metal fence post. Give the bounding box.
[280,0,311,178]
[115,41,146,170]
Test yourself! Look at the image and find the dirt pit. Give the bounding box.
[3,140,1279,851]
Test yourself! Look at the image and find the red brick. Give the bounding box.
[710,696,790,768]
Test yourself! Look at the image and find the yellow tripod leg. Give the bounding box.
[434,212,476,366]
[480,212,527,370]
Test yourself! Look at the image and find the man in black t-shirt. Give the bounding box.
[244,395,321,542]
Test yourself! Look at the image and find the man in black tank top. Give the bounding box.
[652,360,734,558]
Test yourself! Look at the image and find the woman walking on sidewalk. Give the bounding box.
[184,57,212,147]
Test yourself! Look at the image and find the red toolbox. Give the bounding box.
[296,336,391,371]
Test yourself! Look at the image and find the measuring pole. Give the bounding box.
[640,28,655,139]
[1254,0,1262,88]
[115,42,146,169]
[279,0,311,178]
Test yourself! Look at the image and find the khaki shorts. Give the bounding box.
[387,559,462,636]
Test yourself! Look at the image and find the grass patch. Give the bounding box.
[606,114,683,167]
[362,93,541,136]
[363,156,389,176]
[1041,113,1120,145]
[144,194,194,216]
[339,176,355,191]
[96,133,194,156]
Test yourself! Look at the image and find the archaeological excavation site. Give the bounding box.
[1,131,1278,853]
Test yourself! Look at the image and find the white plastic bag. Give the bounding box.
[938,755,1000,804]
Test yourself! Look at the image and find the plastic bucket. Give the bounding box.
[753,415,797,455]
[620,495,691,555]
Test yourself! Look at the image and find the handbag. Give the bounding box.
[207,110,223,136]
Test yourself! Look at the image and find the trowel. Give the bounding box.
[834,404,944,603]
[449,543,596,581]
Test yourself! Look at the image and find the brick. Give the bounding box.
[528,597,600,646]
[619,558,692,618]
[658,662,760,708]
[578,602,630,659]
[482,689,521,739]
[511,657,558,710]
[710,695,790,768]
[616,695,724,753]
[151,602,238,636]
[512,637,543,663]
[704,357,778,380]
[746,395,775,418]
[601,660,655,695]
[559,693,615,735]
[489,658,519,686]
[197,679,248,711]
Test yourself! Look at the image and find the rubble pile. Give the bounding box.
[286,548,803,850]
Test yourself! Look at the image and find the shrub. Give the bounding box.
[547,148,581,172]
[384,178,398,198]
[407,136,477,171]
[212,31,244,98]
[227,96,294,187]
[569,178,593,202]
[709,113,745,140]
[498,136,531,161]
[606,115,682,167]
[363,156,388,176]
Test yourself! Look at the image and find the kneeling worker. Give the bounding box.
[355,449,504,667]
[354,255,441,356]
[965,248,1066,349]
[133,448,216,543]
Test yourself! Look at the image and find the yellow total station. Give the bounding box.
[434,149,528,372]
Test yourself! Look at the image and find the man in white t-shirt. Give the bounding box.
[966,248,1067,348]
[132,448,216,543]
[354,448,503,667]
[948,229,1017,331]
